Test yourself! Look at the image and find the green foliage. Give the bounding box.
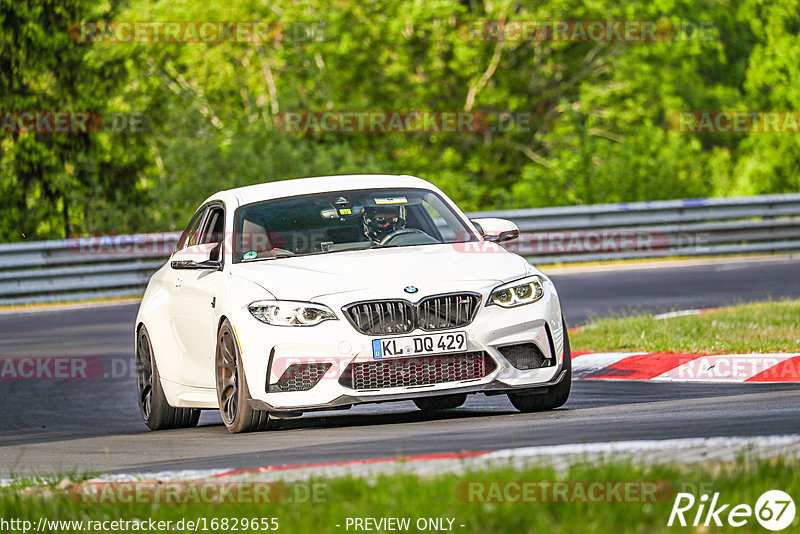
[0,0,154,240]
[1,0,799,239]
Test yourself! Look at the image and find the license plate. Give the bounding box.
[372,331,467,359]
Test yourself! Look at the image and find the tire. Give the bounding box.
[216,319,277,433]
[413,394,467,411]
[136,325,200,430]
[508,322,572,413]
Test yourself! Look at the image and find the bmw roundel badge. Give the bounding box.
[404,286,419,294]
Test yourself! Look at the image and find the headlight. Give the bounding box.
[488,276,545,308]
[248,301,337,326]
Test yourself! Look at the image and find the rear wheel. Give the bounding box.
[413,394,467,411]
[136,325,200,430]
[216,319,277,433]
[508,322,572,413]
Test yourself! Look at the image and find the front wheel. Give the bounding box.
[508,322,572,413]
[136,325,200,430]
[216,319,277,433]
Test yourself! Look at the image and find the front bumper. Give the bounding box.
[231,279,565,412]
[248,366,569,415]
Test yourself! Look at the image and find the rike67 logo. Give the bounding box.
[668,490,796,531]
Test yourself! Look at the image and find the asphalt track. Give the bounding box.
[1,256,799,478]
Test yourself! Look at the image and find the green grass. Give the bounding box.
[571,299,800,354]
[2,470,97,490]
[2,458,799,533]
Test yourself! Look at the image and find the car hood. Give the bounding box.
[229,242,531,301]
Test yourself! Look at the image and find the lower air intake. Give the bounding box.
[338,352,495,390]
[269,363,332,393]
[498,343,552,370]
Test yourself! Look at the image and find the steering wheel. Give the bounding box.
[379,228,431,246]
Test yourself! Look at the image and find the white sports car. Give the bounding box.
[135,175,571,432]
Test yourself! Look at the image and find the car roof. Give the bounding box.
[204,174,439,208]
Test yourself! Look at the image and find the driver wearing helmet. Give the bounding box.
[362,205,407,244]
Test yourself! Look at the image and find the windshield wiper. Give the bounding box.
[242,254,295,263]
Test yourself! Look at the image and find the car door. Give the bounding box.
[169,204,226,389]
[168,206,206,366]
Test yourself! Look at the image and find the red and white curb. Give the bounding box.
[4,435,798,487]
[572,352,800,382]
[212,451,489,479]
[69,436,800,484]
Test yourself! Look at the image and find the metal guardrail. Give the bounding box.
[1,194,799,306]
[0,233,181,306]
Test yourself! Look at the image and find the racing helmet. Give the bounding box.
[363,205,406,243]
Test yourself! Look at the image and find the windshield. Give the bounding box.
[233,188,478,263]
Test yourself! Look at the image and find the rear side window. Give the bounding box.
[176,208,206,250]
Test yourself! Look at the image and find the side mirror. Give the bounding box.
[171,243,222,270]
[471,218,520,243]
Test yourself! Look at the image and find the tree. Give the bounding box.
[0,0,149,240]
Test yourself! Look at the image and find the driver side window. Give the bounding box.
[198,206,225,261]
[176,208,207,251]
